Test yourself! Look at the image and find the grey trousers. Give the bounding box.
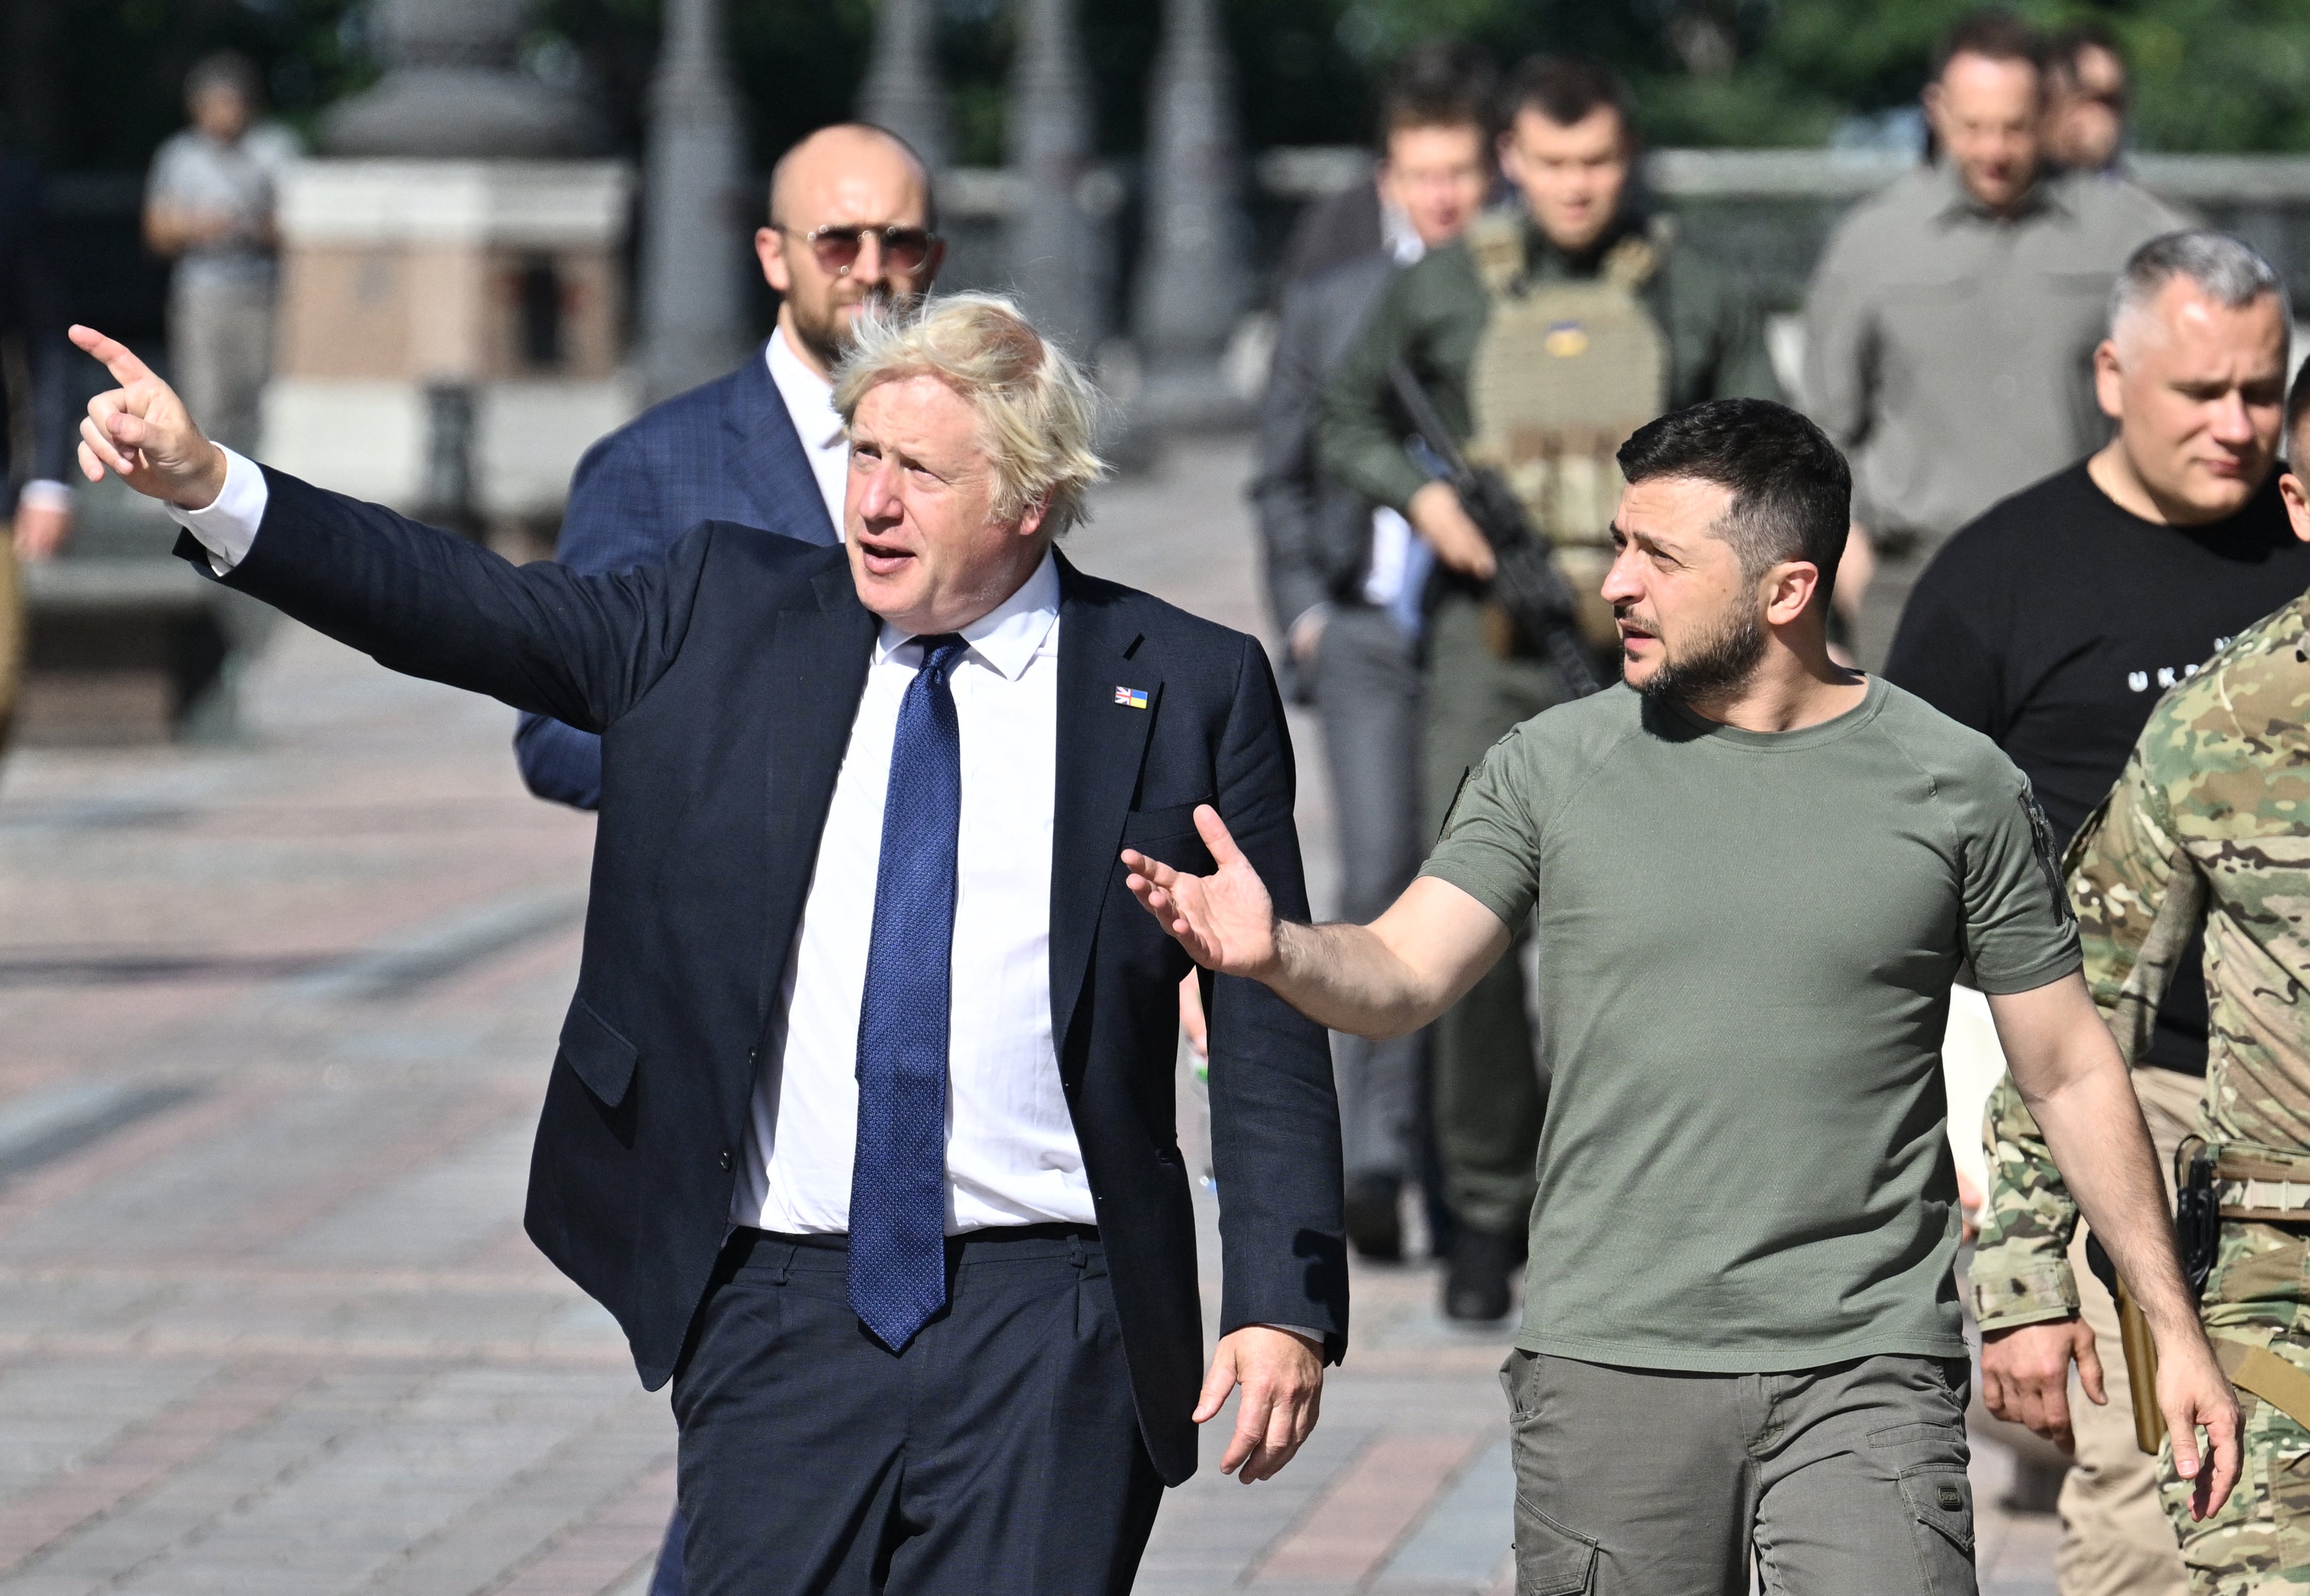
[1505,1350,1977,1596]
[1314,604,1426,1183]
[169,274,276,457]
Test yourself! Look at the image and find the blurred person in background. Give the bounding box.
[2046,23,2132,175]
[1318,54,1779,1321]
[1251,42,1495,1261]
[515,123,942,811]
[1805,12,2180,559]
[0,147,75,749]
[1916,231,2310,1596]
[1276,45,1497,284]
[142,51,297,458]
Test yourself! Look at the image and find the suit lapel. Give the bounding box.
[757,563,877,1017]
[729,343,842,548]
[1049,555,1159,1059]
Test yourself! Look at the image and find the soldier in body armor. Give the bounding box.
[1318,53,1780,1320]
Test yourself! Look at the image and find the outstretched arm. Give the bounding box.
[1122,804,1510,1040]
[1992,972,2240,1519]
[70,325,699,734]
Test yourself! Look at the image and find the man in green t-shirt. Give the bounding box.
[1124,399,2239,1593]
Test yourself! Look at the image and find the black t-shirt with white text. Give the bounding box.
[1885,459,2310,1076]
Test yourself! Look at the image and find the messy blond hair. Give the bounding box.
[833,293,1109,535]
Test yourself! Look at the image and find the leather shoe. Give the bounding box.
[1344,1174,1403,1261]
[1443,1225,1520,1321]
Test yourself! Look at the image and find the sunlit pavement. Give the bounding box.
[0,437,2053,1593]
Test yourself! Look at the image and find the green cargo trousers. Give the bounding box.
[1505,1349,1978,1594]
[1423,592,1559,1238]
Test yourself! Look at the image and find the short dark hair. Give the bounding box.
[185,50,263,110]
[2284,353,2310,444]
[1376,41,1497,149]
[1932,11,2048,82]
[1616,399,1852,603]
[1501,54,1633,137]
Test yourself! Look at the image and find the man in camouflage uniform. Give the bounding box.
[1317,53,1777,1320]
[1975,378,2310,1589]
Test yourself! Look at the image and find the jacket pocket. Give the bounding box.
[1122,800,1214,850]
[559,995,639,1108]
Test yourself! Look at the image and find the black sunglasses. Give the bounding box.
[782,223,941,277]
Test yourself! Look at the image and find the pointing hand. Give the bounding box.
[67,325,227,510]
[1121,805,1279,979]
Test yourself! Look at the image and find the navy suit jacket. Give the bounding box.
[516,344,839,807]
[180,477,1349,1486]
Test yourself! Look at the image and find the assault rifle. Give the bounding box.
[1385,360,1605,699]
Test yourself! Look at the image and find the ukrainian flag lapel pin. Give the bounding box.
[1113,685,1150,710]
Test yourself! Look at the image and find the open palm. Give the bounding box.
[1120,804,1279,978]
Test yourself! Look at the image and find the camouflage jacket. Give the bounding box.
[1971,592,2310,1330]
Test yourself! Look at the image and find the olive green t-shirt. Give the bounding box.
[1421,675,2080,1371]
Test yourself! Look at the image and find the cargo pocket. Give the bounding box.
[1898,1466,1975,1594]
[1513,1497,1597,1596]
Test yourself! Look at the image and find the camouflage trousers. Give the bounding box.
[2160,1221,2310,1591]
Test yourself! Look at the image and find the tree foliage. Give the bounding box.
[7,0,2310,178]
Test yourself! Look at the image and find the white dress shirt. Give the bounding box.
[739,551,1091,1233]
[767,324,850,534]
[168,470,1093,1234]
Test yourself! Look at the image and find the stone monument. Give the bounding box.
[858,0,951,175]
[263,0,635,526]
[1132,0,1252,425]
[1005,0,1103,359]
[639,0,751,403]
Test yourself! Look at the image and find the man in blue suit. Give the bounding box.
[517,122,945,808]
[76,291,1345,1596]
[518,121,945,1594]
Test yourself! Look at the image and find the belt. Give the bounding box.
[741,1221,1100,1252]
[2212,1147,2310,1221]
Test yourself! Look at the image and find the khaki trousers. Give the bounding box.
[2058,1065,2204,1596]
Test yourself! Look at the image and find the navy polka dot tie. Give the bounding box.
[848,634,967,1352]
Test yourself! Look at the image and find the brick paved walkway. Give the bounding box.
[0,438,2056,1593]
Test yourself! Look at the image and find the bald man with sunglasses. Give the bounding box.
[514,121,944,810]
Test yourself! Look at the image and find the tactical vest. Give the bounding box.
[1462,211,1671,650]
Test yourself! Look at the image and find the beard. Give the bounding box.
[1627,602,1769,704]
[790,285,894,371]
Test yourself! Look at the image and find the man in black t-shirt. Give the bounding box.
[1887,230,2310,1596]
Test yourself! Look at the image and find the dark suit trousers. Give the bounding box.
[672,1226,1164,1596]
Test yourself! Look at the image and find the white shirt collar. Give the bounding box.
[766,324,846,451]
[874,550,1062,683]
[1379,195,1427,266]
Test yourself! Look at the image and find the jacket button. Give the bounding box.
[718,1149,733,1171]
[746,1047,758,1066]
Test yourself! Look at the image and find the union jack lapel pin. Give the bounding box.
[1113,686,1150,709]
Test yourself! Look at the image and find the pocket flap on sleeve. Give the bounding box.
[559,996,639,1107]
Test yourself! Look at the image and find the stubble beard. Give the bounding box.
[791,285,897,371]
[1629,602,1769,707]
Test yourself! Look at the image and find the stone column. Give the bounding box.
[1005,0,1103,358]
[1133,0,1251,419]
[639,0,751,401]
[858,0,950,174]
